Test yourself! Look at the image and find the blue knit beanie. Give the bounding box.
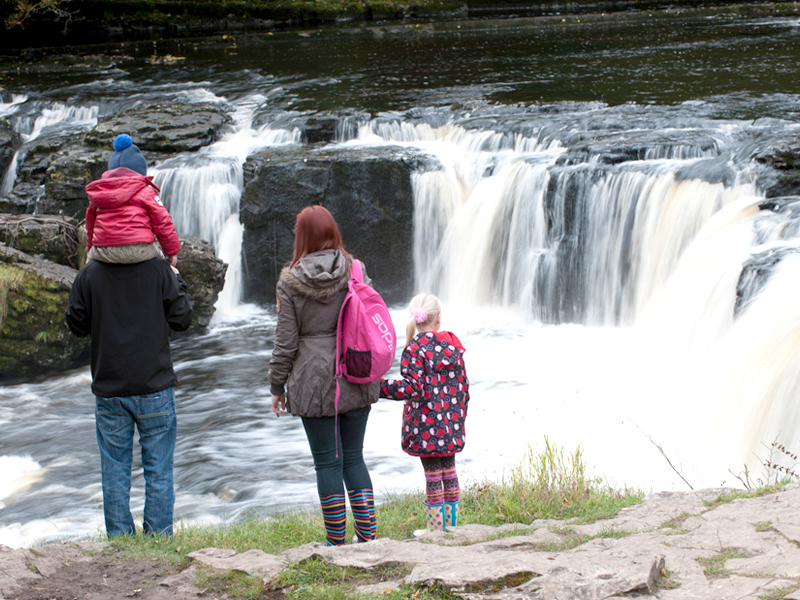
[108,134,147,176]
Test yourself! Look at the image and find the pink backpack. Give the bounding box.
[334,260,396,409]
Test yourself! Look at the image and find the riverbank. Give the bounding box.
[2,0,800,51]
[2,483,799,599]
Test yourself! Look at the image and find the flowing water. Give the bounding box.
[2,12,800,547]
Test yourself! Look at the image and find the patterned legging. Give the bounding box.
[420,455,460,505]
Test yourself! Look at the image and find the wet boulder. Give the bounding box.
[754,146,800,198]
[0,118,18,187]
[0,244,88,381]
[175,235,228,335]
[84,104,232,155]
[0,214,81,267]
[735,198,800,317]
[239,145,432,306]
[1,134,105,218]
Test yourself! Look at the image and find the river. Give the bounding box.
[2,11,800,548]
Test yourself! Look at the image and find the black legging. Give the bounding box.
[301,405,373,497]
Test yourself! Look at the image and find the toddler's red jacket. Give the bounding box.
[85,167,181,257]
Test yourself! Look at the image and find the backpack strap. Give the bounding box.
[333,260,361,458]
[350,259,364,282]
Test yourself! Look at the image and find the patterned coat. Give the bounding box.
[380,330,470,457]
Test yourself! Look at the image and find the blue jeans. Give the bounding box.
[301,405,373,498]
[95,387,176,537]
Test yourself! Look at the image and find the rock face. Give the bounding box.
[175,235,228,335]
[0,103,230,218]
[755,146,800,198]
[5,485,800,600]
[0,136,106,218]
[0,244,88,381]
[0,119,17,185]
[83,104,231,155]
[240,145,431,306]
[735,197,800,316]
[0,214,81,267]
[0,231,225,380]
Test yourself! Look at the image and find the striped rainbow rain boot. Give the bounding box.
[347,488,376,543]
[319,493,347,546]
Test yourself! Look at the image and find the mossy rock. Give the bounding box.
[0,245,88,381]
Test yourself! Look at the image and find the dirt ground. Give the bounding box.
[5,552,285,600]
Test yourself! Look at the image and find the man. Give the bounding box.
[66,136,193,537]
[66,253,193,536]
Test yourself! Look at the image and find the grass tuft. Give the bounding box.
[697,547,749,578]
[458,438,643,527]
[194,567,264,599]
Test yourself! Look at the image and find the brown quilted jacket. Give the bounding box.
[267,249,379,418]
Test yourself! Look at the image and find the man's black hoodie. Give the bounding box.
[66,258,193,397]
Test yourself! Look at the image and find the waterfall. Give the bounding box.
[152,106,301,315]
[349,113,800,482]
[1,100,99,197]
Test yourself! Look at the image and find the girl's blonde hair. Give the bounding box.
[406,293,442,346]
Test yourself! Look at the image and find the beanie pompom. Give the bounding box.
[113,134,133,151]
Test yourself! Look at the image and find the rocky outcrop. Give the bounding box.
[755,146,800,198]
[4,485,800,599]
[0,230,226,379]
[0,214,80,267]
[240,145,433,306]
[175,235,228,335]
[1,103,231,218]
[83,104,231,155]
[0,135,106,218]
[734,197,800,316]
[0,118,17,185]
[0,244,88,381]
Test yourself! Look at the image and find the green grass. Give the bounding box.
[274,558,463,599]
[656,566,681,590]
[697,547,749,578]
[758,583,800,600]
[753,521,773,532]
[703,483,788,510]
[194,567,265,599]
[458,438,643,527]
[108,509,327,568]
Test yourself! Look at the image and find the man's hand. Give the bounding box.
[168,255,178,267]
[271,394,287,417]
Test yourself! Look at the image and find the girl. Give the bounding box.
[269,205,379,546]
[380,293,470,534]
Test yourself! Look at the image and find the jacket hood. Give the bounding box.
[85,168,155,208]
[417,330,465,370]
[279,249,350,302]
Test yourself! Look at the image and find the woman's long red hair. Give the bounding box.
[290,205,349,268]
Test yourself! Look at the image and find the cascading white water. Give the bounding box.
[0,101,99,197]
[152,99,301,314]
[351,115,800,485]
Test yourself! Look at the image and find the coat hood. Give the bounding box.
[416,330,465,370]
[279,249,350,302]
[85,168,157,209]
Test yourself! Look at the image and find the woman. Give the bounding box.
[268,205,379,546]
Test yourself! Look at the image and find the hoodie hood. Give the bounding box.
[279,249,350,302]
[416,330,465,371]
[85,168,157,209]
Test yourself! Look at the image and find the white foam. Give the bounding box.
[0,455,43,503]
